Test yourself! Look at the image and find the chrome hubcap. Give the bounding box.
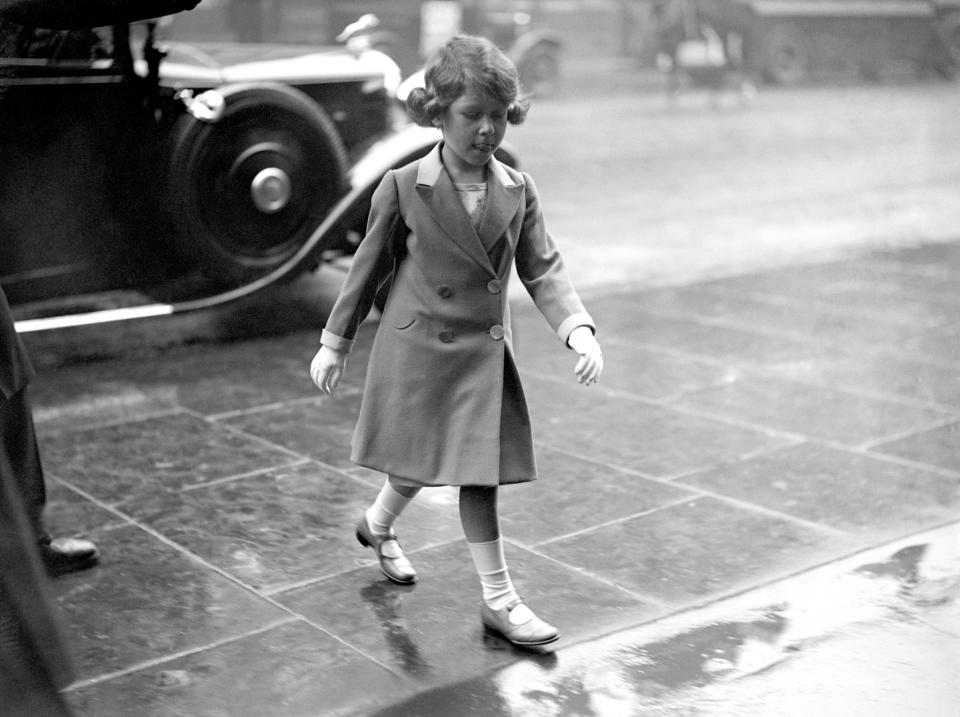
[250,167,291,214]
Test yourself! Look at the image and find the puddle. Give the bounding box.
[373,522,960,716]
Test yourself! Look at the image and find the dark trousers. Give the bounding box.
[0,385,47,541]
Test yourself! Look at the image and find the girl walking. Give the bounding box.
[310,34,603,648]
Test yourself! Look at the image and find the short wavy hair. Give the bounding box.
[406,35,530,128]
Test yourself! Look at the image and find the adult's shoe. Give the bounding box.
[39,537,100,576]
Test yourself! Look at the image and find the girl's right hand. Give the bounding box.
[568,325,603,385]
[310,345,347,395]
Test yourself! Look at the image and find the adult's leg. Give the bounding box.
[0,386,46,541]
[0,386,98,575]
[0,450,74,715]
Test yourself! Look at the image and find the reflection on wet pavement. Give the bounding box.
[359,582,432,677]
[382,523,959,716]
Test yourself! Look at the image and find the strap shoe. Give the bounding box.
[481,598,559,647]
[356,514,417,584]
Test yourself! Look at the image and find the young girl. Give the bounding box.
[310,35,603,648]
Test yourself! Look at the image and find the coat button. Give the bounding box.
[437,285,453,299]
[439,330,455,343]
[486,279,502,294]
[489,325,504,340]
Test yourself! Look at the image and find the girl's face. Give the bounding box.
[439,85,509,178]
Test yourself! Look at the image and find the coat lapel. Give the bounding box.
[415,144,523,276]
[479,158,524,276]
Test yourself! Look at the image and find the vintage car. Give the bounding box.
[1,0,516,332]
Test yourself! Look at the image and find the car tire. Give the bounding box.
[165,82,348,285]
[760,22,810,85]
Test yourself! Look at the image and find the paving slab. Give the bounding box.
[40,412,302,506]
[675,442,960,538]
[53,524,288,681]
[67,620,410,717]
[123,462,463,594]
[537,496,848,605]
[668,372,951,447]
[871,421,960,474]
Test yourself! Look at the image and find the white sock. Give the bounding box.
[366,482,416,537]
[467,538,520,611]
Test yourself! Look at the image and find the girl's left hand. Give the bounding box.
[568,326,603,385]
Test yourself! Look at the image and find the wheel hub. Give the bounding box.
[250,167,291,214]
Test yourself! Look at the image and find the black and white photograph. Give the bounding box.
[2,1,958,715]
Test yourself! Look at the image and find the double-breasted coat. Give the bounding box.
[321,143,595,487]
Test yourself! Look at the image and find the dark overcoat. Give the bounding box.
[321,143,594,487]
[0,286,34,400]
[0,287,74,714]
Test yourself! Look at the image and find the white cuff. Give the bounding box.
[321,328,355,354]
[557,313,595,347]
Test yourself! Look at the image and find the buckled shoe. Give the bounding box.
[355,514,417,584]
[481,599,559,647]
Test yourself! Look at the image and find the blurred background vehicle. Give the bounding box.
[170,0,565,96]
[651,0,960,85]
[0,0,456,331]
[162,0,960,94]
[329,2,564,96]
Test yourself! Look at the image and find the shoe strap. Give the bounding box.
[379,539,404,559]
[507,601,535,626]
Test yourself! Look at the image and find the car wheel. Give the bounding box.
[166,83,348,285]
[517,44,560,96]
[760,22,810,85]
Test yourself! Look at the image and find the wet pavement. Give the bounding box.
[372,523,960,717]
[22,237,960,716]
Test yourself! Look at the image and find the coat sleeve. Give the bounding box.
[514,172,596,346]
[320,170,406,353]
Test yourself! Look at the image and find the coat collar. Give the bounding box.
[415,142,520,190]
[415,143,524,275]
